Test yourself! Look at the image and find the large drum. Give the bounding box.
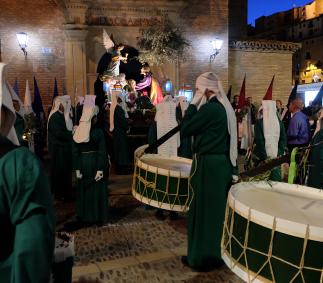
[132,145,193,212]
[222,182,323,283]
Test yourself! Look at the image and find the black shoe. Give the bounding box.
[181,257,224,273]
[169,212,179,221]
[194,260,225,273]
[181,256,189,267]
[63,220,86,232]
[155,209,166,221]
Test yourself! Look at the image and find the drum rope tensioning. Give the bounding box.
[221,182,323,283]
[132,145,194,212]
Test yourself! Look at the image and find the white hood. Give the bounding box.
[195,72,238,167]
[48,95,73,131]
[0,63,19,145]
[7,81,25,117]
[262,100,280,158]
[73,105,99,143]
[24,79,34,114]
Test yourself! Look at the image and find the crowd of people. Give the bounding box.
[0,51,322,281]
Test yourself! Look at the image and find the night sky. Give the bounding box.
[249,0,312,25]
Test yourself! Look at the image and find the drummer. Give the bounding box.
[180,72,237,271]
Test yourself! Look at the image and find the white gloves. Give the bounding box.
[191,91,207,109]
[76,171,104,181]
[191,91,204,106]
[76,170,83,179]
[232,175,239,183]
[94,171,104,182]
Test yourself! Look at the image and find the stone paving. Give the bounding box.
[56,173,244,283]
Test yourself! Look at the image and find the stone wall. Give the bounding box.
[229,40,300,106]
[0,0,66,112]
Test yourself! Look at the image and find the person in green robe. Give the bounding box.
[180,72,238,271]
[7,82,27,146]
[73,105,109,224]
[254,101,287,181]
[176,96,192,159]
[111,93,130,174]
[47,95,73,200]
[308,110,323,189]
[0,62,55,283]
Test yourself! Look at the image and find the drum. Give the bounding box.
[221,182,323,283]
[132,145,193,212]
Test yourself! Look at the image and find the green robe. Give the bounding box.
[308,130,323,189]
[14,113,26,146]
[176,105,192,159]
[47,111,72,199]
[254,118,287,181]
[147,120,157,154]
[180,97,232,268]
[113,105,130,167]
[0,136,55,283]
[73,127,109,223]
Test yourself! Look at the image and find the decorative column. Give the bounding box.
[64,25,88,104]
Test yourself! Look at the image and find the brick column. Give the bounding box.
[64,25,88,104]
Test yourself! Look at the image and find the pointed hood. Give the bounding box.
[24,79,33,114]
[0,63,19,145]
[13,78,19,97]
[53,77,59,103]
[32,76,44,119]
[263,75,275,101]
[227,85,232,101]
[237,75,246,109]
[287,80,298,107]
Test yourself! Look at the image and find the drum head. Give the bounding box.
[230,182,323,236]
[140,154,191,176]
[222,182,323,283]
[132,152,193,212]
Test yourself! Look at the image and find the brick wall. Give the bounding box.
[229,50,294,106]
[0,0,66,113]
[178,0,229,90]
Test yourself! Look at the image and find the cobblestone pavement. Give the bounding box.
[56,173,243,283]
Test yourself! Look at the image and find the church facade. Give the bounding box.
[0,0,299,110]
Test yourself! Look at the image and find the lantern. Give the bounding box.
[164,79,173,93]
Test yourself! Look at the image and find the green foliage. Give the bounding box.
[137,17,190,66]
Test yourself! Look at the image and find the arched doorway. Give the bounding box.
[94,45,142,107]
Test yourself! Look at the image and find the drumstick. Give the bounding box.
[240,141,323,180]
[144,125,181,154]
